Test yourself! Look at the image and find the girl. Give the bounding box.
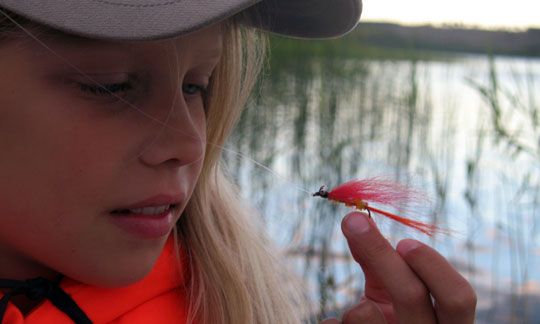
[0,1,476,323]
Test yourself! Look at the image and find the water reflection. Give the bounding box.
[224,53,540,322]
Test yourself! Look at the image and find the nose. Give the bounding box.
[138,95,206,169]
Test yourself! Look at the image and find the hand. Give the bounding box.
[321,212,476,324]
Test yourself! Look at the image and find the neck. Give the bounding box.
[0,275,63,315]
[0,243,61,281]
[0,245,63,314]
[0,244,61,315]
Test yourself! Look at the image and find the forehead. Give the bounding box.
[22,22,224,61]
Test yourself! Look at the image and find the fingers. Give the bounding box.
[320,298,386,324]
[342,297,387,324]
[397,239,477,324]
[341,212,437,324]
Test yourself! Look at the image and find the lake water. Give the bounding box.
[224,53,540,323]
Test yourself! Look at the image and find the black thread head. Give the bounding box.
[312,186,329,198]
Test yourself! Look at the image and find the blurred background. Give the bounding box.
[224,1,540,322]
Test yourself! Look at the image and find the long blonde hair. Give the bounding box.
[0,10,309,324]
[178,18,309,324]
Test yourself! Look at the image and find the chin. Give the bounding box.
[65,245,165,288]
[102,265,156,288]
[71,260,156,288]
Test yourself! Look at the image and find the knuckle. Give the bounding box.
[443,281,477,311]
[396,282,429,306]
[358,237,393,264]
[342,300,382,323]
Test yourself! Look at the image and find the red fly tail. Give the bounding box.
[366,206,442,237]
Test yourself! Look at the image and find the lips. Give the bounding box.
[112,194,182,211]
[109,194,183,238]
[111,205,173,216]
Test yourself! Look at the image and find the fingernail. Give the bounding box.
[342,212,370,236]
[398,239,422,255]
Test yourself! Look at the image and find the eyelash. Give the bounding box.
[76,82,207,98]
[77,82,133,97]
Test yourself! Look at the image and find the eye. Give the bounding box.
[182,83,207,96]
[77,81,133,97]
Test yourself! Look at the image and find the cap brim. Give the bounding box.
[0,0,361,41]
[247,0,362,39]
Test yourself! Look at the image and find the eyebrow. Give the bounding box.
[41,30,223,60]
[29,25,224,66]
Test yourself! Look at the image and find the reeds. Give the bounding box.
[224,48,540,322]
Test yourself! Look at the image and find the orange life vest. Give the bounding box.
[0,237,189,324]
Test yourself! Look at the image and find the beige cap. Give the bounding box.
[0,0,362,41]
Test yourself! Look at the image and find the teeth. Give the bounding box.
[129,205,170,215]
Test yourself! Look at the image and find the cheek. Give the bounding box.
[0,95,142,275]
[0,115,114,213]
[0,118,115,257]
[0,135,165,287]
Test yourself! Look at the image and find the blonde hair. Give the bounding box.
[0,10,309,324]
[178,18,309,324]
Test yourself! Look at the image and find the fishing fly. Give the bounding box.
[312,177,445,236]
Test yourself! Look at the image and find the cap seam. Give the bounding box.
[86,0,182,8]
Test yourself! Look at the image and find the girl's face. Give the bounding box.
[0,24,222,286]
